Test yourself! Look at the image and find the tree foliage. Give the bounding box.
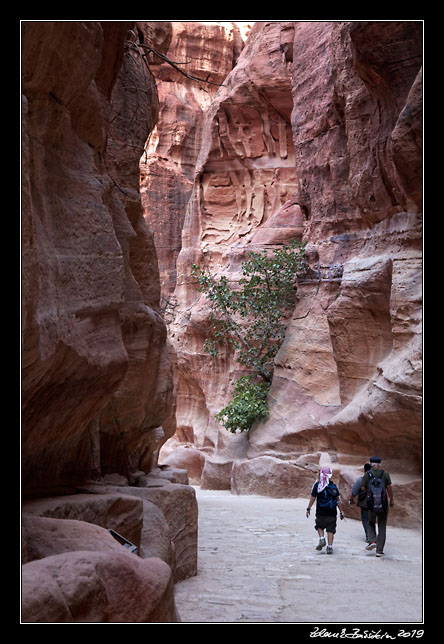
[215,376,269,434]
[192,239,306,432]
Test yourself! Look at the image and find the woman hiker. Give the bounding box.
[306,466,346,554]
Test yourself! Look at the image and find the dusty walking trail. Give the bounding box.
[174,488,423,624]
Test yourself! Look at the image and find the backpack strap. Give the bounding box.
[368,469,384,480]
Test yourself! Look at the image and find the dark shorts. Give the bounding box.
[315,513,337,534]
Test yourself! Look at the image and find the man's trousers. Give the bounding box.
[367,510,388,553]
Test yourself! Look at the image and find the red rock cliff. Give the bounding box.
[244,23,422,522]
[153,21,422,526]
[21,21,199,623]
[140,21,249,298]
[22,21,173,488]
[160,22,297,465]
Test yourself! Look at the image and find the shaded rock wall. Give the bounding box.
[21,21,199,623]
[22,21,173,488]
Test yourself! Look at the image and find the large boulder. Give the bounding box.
[22,551,178,623]
[22,493,143,549]
[231,456,317,497]
[78,481,198,582]
[22,514,126,563]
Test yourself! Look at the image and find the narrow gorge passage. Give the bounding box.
[21,20,422,623]
[174,488,422,624]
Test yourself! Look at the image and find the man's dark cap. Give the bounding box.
[370,456,381,463]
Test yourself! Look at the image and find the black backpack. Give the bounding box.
[317,482,339,511]
[367,470,388,514]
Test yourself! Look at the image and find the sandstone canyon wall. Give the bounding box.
[140,22,248,299]
[149,21,298,464]
[152,22,422,527]
[21,21,198,622]
[21,20,423,621]
[141,20,255,468]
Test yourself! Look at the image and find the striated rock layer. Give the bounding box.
[21,21,198,623]
[250,22,422,469]
[140,21,250,299]
[22,550,178,623]
[22,21,173,487]
[163,21,298,460]
[155,21,422,527]
[140,20,255,461]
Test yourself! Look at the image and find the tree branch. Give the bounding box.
[125,38,224,93]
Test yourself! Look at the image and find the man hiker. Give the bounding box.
[306,466,346,555]
[360,456,394,557]
[349,462,372,542]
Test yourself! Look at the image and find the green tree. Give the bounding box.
[191,239,306,432]
[215,376,269,434]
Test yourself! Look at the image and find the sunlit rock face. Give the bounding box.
[140,20,255,459]
[140,21,250,299]
[162,22,299,462]
[145,22,422,526]
[250,21,422,472]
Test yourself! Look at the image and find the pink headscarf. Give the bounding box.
[318,466,332,493]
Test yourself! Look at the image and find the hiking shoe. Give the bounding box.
[316,538,326,550]
[327,546,333,555]
[366,542,377,550]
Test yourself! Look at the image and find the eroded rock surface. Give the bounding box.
[21,19,422,622]
[21,20,198,623]
[22,551,178,623]
[22,20,174,487]
[154,21,422,525]
[140,21,248,299]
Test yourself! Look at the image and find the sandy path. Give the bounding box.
[174,488,423,624]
